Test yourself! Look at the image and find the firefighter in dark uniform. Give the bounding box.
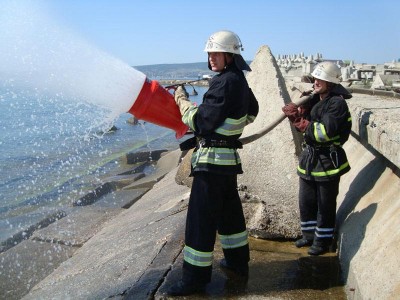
[282,61,352,256]
[167,30,259,296]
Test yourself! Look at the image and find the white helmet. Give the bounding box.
[204,30,251,71]
[311,61,341,84]
[204,30,243,54]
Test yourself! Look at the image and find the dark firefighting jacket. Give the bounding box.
[182,63,259,175]
[298,84,352,181]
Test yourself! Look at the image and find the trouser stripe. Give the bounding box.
[219,230,248,249]
[315,227,334,238]
[183,245,213,267]
[301,220,317,232]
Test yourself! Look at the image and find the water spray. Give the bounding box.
[0,1,190,139]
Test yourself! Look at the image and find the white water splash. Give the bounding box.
[0,0,145,121]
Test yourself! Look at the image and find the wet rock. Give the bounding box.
[31,206,122,247]
[124,149,168,164]
[0,240,76,300]
[175,149,194,187]
[126,116,139,125]
[0,209,67,253]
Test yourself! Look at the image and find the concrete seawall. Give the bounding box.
[337,95,400,299]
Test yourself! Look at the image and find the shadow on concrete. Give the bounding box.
[357,110,373,142]
[336,155,385,227]
[337,203,377,282]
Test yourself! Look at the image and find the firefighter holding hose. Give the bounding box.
[282,61,352,256]
[167,30,259,296]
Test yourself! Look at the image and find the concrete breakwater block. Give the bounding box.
[0,208,66,253]
[31,206,123,247]
[103,160,148,178]
[1,149,175,299]
[347,94,400,169]
[73,182,117,206]
[0,239,76,300]
[91,188,150,209]
[73,171,146,207]
[234,45,301,239]
[124,149,168,164]
[72,149,175,207]
[23,170,190,300]
[175,149,194,188]
[102,173,146,190]
[123,149,182,190]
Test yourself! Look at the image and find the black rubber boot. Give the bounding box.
[219,258,249,277]
[295,238,313,248]
[166,279,206,296]
[308,241,330,256]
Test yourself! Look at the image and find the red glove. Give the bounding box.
[292,118,310,133]
[282,102,310,132]
[282,103,299,122]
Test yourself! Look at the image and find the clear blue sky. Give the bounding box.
[9,0,400,66]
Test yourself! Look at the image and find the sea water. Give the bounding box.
[0,1,207,231]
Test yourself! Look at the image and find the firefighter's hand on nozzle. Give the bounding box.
[174,85,192,116]
[175,85,189,98]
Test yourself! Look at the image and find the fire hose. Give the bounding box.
[239,84,400,145]
[164,79,209,90]
[239,92,313,145]
[167,80,313,145]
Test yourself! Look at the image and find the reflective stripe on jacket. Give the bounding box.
[182,64,259,175]
[297,85,352,181]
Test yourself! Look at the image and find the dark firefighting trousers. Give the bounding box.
[182,171,250,283]
[298,177,340,246]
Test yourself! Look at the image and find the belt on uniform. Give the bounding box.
[302,142,340,173]
[179,137,242,151]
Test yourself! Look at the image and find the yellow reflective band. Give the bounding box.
[297,161,349,177]
[246,115,256,124]
[183,245,213,267]
[215,116,247,136]
[314,122,329,142]
[192,148,241,166]
[219,231,248,249]
[182,106,198,131]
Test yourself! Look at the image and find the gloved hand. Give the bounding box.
[282,102,299,122]
[292,118,310,133]
[174,85,192,115]
[298,104,310,117]
[282,102,310,132]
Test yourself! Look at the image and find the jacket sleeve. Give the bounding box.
[246,88,259,124]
